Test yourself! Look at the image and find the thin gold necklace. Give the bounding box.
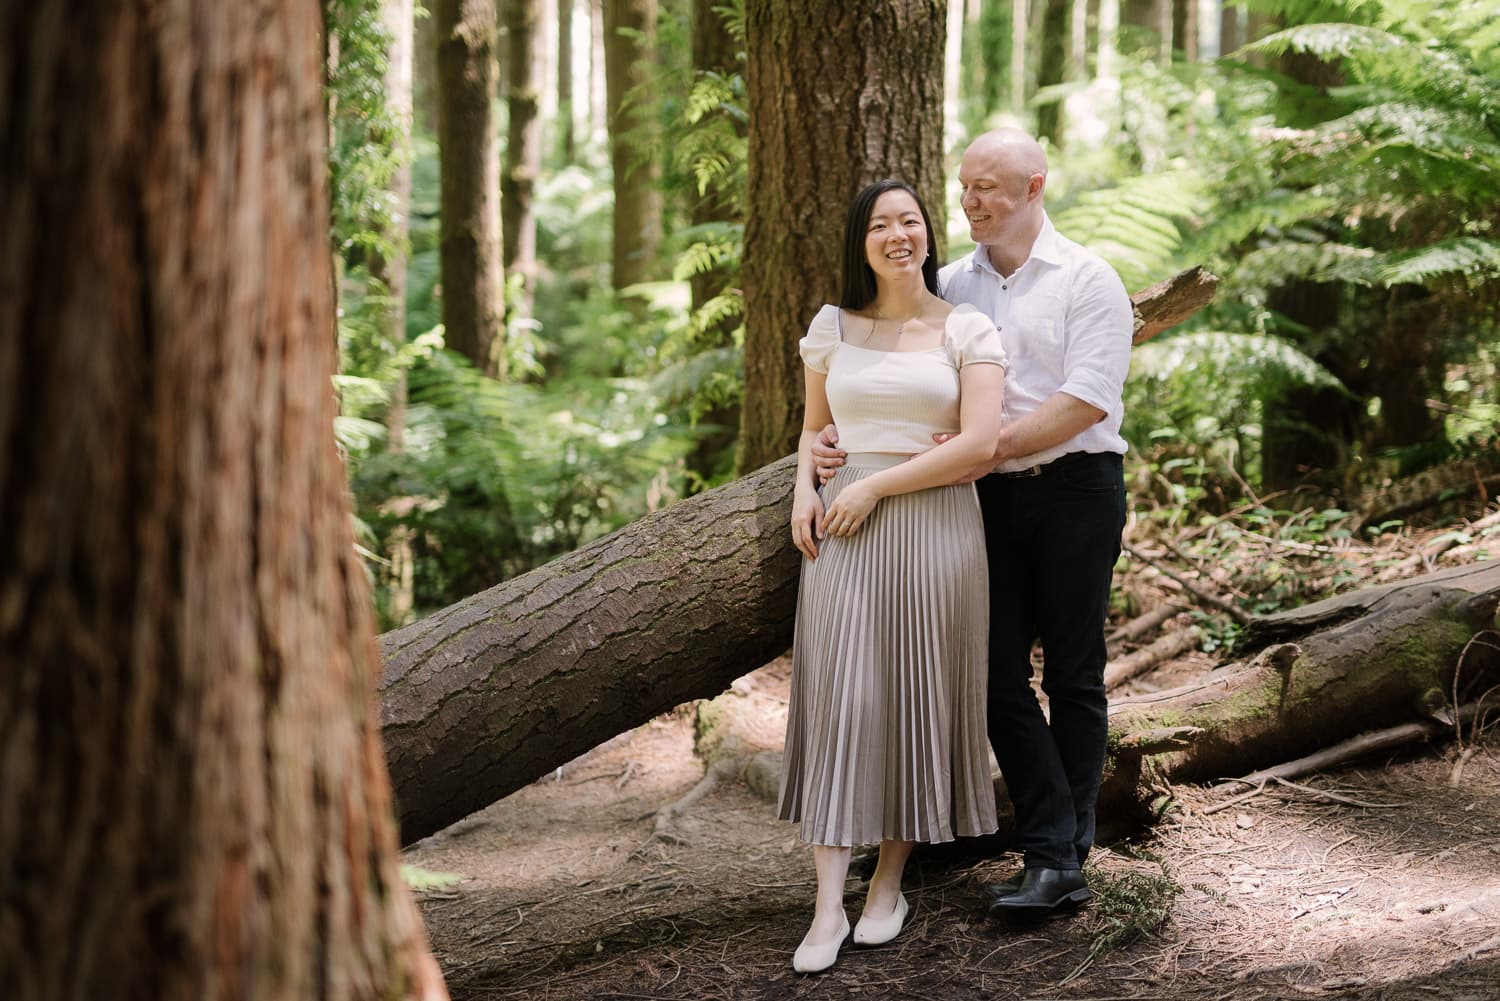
[870,299,925,341]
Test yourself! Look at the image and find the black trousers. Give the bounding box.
[975,452,1126,871]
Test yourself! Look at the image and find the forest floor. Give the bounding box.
[406,669,1500,1001]
[405,495,1500,1001]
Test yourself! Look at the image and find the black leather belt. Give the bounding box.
[991,451,1111,479]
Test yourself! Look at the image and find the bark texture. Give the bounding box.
[0,3,443,998]
[603,0,662,292]
[436,0,506,376]
[738,0,948,472]
[380,457,801,843]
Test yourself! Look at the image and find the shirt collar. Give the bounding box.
[966,212,1064,275]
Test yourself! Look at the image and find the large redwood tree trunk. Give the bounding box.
[738,0,948,471]
[0,4,444,997]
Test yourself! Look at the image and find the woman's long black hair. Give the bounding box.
[838,178,941,311]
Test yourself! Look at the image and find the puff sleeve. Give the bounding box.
[797,304,840,374]
[947,305,1007,370]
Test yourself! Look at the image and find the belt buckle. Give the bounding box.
[1002,464,1043,478]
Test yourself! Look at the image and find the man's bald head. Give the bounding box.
[957,129,1048,273]
[964,128,1048,182]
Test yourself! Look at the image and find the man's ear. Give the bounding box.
[1027,173,1046,201]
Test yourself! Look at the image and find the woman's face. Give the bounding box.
[863,190,928,284]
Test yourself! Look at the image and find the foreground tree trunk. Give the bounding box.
[738,0,947,472]
[0,3,444,997]
[436,0,506,376]
[380,269,1220,842]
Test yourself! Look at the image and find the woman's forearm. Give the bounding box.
[859,430,998,499]
[794,429,821,497]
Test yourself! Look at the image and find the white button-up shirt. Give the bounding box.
[938,214,1133,473]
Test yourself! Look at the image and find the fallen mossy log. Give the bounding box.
[1097,562,1500,829]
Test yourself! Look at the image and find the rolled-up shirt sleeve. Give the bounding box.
[1058,259,1133,416]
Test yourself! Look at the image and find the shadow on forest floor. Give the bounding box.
[405,656,1500,1001]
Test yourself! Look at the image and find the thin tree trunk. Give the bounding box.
[1098,0,1120,80]
[436,0,506,376]
[558,0,577,160]
[374,0,418,626]
[738,0,947,472]
[503,0,543,320]
[0,2,445,996]
[1012,0,1028,114]
[1035,0,1070,143]
[590,0,608,145]
[1071,0,1089,78]
[603,0,662,292]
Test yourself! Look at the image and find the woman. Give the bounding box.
[778,179,1007,973]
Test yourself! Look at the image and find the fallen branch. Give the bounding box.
[1124,542,1253,626]
[1130,266,1220,345]
[1104,627,1203,690]
[1207,701,1490,800]
[1107,602,1186,648]
[1361,474,1500,532]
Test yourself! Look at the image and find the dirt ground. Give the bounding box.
[404,657,1500,1001]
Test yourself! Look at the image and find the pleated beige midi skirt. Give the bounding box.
[777,454,999,847]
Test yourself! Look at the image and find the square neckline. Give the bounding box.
[834,306,963,354]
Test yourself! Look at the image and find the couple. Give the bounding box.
[777,128,1133,973]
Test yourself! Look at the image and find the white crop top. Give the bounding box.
[799,303,1007,454]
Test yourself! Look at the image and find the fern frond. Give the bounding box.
[1381,237,1500,285]
[1051,171,1208,289]
[1232,240,1381,289]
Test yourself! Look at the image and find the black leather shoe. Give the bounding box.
[989,869,1025,894]
[986,867,1092,912]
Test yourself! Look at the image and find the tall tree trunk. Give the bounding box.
[590,0,608,146]
[436,0,506,377]
[557,0,577,160]
[1011,0,1028,114]
[1180,0,1198,62]
[1070,0,1088,79]
[373,0,419,626]
[1098,0,1121,81]
[0,2,445,997]
[603,0,663,292]
[962,0,1011,119]
[502,0,543,320]
[738,0,947,471]
[1034,0,1070,144]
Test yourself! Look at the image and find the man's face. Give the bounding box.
[958,144,1039,248]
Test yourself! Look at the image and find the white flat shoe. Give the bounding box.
[792,912,849,973]
[853,893,908,946]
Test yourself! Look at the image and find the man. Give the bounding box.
[814,128,1132,911]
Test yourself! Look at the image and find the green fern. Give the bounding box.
[1381,237,1500,284]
